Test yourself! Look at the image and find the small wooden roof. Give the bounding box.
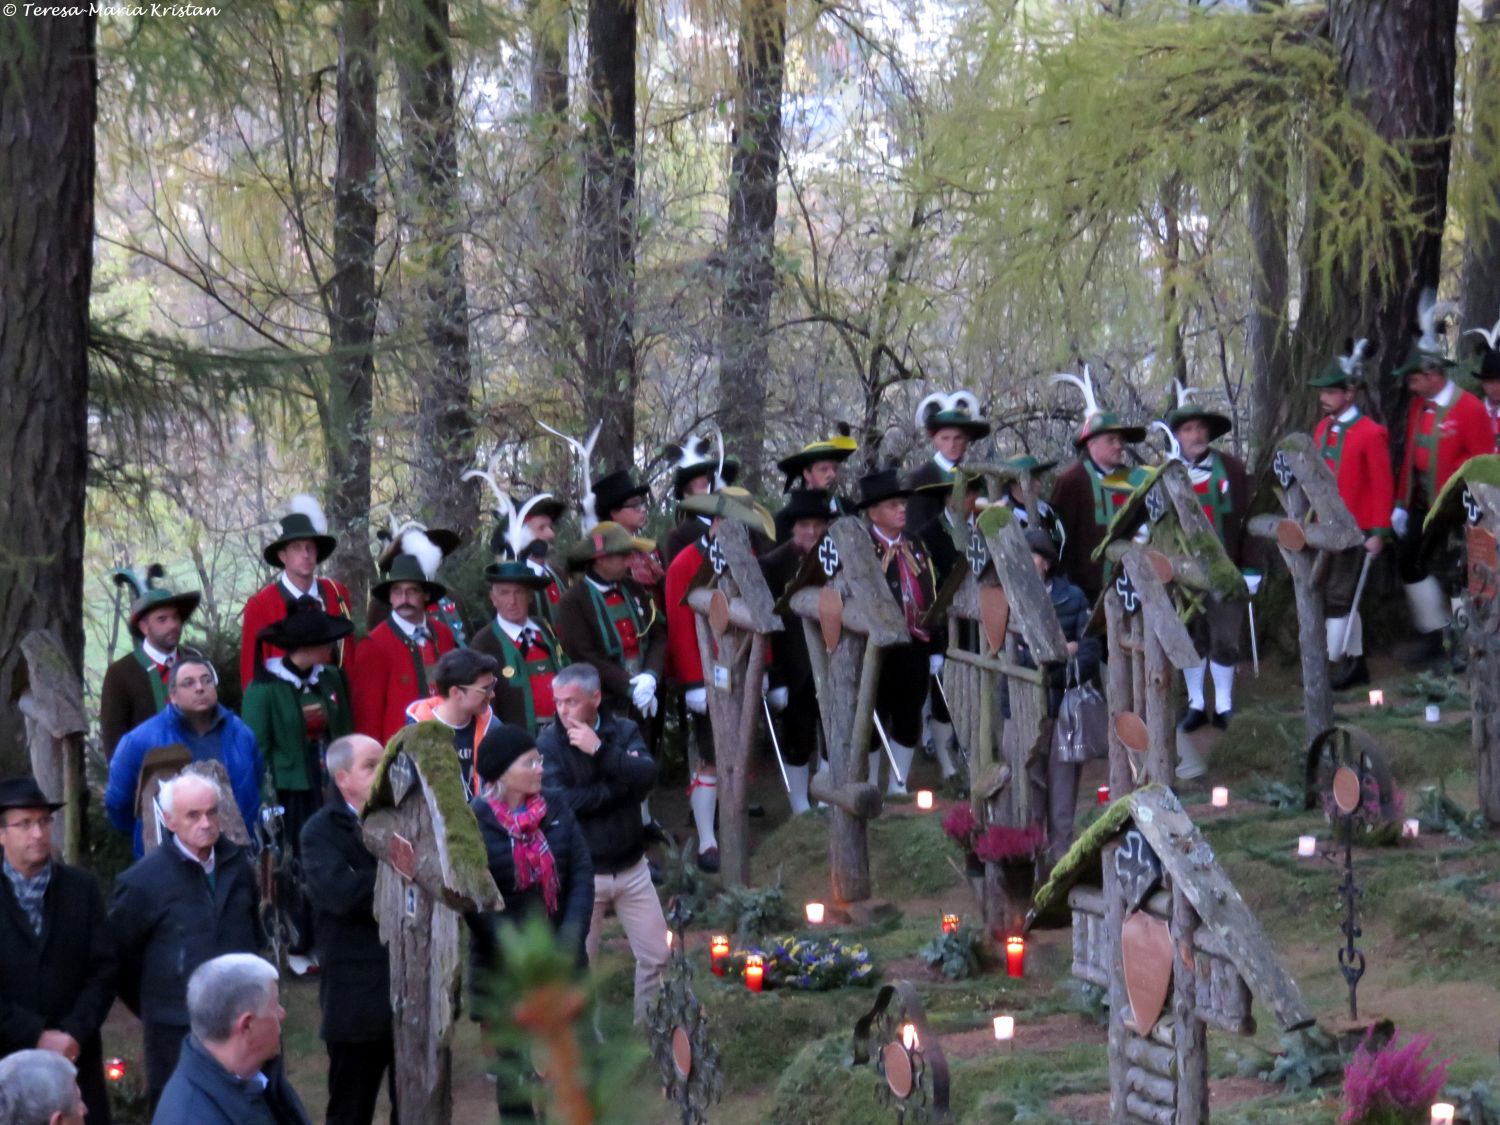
[1425,454,1500,538]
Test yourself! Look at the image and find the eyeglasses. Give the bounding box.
[1,815,54,834]
[462,681,497,697]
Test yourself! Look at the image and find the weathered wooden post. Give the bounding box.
[931,501,1068,934]
[1246,433,1365,744]
[682,519,782,887]
[18,630,87,862]
[362,722,502,1125]
[1095,462,1244,786]
[781,517,907,908]
[1425,458,1500,826]
[136,757,252,855]
[1034,786,1314,1123]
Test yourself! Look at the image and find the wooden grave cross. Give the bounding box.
[1245,433,1364,743]
[682,518,783,887]
[779,516,909,906]
[18,630,88,862]
[361,722,503,1125]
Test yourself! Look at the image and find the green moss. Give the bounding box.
[1029,786,1163,920]
[1092,462,1168,562]
[1182,528,1246,597]
[365,721,490,884]
[1426,454,1500,534]
[977,504,1013,535]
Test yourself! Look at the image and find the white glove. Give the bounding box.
[928,653,945,677]
[684,686,707,715]
[767,686,789,712]
[1243,572,1262,596]
[629,673,658,716]
[1391,507,1409,538]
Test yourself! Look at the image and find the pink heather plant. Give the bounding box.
[1341,1027,1451,1125]
[972,824,1045,864]
[941,804,977,846]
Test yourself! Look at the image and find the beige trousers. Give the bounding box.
[585,855,669,1022]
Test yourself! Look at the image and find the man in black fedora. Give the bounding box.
[773,427,858,542]
[240,494,357,689]
[856,468,938,795]
[0,777,116,1125]
[587,469,666,596]
[100,570,203,761]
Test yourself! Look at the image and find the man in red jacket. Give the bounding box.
[240,495,356,688]
[352,531,458,744]
[1392,322,1492,663]
[1310,343,1394,689]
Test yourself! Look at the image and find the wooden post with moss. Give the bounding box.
[781,517,907,907]
[682,519,782,887]
[927,494,1068,936]
[1031,786,1314,1122]
[1424,457,1500,826]
[18,630,87,863]
[361,722,503,1125]
[1246,433,1364,744]
[1094,462,1245,787]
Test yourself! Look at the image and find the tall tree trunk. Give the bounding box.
[397,0,475,528]
[1159,175,1189,393]
[1246,133,1291,462]
[525,0,573,428]
[327,0,380,612]
[580,0,637,471]
[718,0,786,491]
[1462,0,1500,352]
[0,15,96,773]
[1297,1,1459,436]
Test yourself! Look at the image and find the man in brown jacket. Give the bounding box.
[99,574,202,760]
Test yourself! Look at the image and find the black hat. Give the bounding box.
[666,434,741,500]
[776,427,858,491]
[915,390,992,439]
[854,468,912,511]
[258,604,354,651]
[377,525,462,575]
[371,550,448,604]
[484,559,551,589]
[263,495,338,568]
[1024,528,1059,568]
[1474,344,1500,382]
[590,470,650,520]
[476,725,537,784]
[0,776,64,814]
[779,488,839,524]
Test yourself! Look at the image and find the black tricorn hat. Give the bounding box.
[853,468,912,511]
[258,604,354,651]
[779,488,840,524]
[589,470,650,520]
[0,776,64,813]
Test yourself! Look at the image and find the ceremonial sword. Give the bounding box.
[1333,551,1375,662]
[760,693,792,793]
[871,711,906,788]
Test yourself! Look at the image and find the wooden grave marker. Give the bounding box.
[18,630,88,861]
[1033,786,1314,1123]
[682,518,783,886]
[362,722,503,1125]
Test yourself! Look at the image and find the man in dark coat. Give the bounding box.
[773,428,857,542]
[99,575,202,760]
[300,735,395,1125]
[0,777,115,1124]
[153,953,309,1125]
[109,772,261,1109]
[906,391,992,534]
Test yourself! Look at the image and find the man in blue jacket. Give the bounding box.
[105,657,264,857]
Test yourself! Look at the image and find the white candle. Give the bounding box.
[1211,787,1229,808]
[665,930,674,949]
[1369,689,1384,707]
[1403,818,1420,839]
[1425,704,1441,723]
[1297,836,1316,857]
[1431,1104,1455,1125]
[993,1015,1015,1041]
[901,1022,919,1050]
[805,902,825,925]
[916,790,934,810]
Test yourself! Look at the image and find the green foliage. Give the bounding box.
[703,872,795,941]
[1246,776,1305,811]
[1412,785,1488,841]
[1260,1026,1346,1093]
[918,924,988,980]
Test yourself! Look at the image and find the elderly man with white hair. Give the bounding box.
[0,1049,87,1125]
[108,772,261,1110]
[152,954,309,1125]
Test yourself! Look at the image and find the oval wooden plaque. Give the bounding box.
[1332,765,1361,815]
[671,1026,693,1079]
[1276,518,1307,553]
[979,584,1010,655]
[708,589,731,637]
[1121,909,1174,1038]
[818,586,844,652]
[882,1041,913,1099]
[1115,711,1148,755]
[1146,550,1174,586]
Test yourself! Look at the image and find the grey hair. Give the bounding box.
[158,771,221,818]
[551,662,600,695]
[326,733,380,779]
[167,656,217,691]
[187,954,280,1043]
[0,1049,78,1125]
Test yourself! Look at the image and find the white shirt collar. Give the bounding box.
[933,451,958,472]
[585,574,615,593]
[173,834,216,875]
[1430,379,1458,408]
[525,557,548,576]
[279,572,316,599]
[388,612,426,640]
[872,526,904,548]
[1336,405,1359,425]
[496,616,539,642]
[141,639,176,666]
[264,655,326,688]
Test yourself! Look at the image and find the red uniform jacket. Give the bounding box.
[665,536,709,688]
[1398,386,1492,509]
[1313,410,1395,536]
[239,576,357,688]
[351,617,458,744]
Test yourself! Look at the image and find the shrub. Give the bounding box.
[1341,1027,1451,1125]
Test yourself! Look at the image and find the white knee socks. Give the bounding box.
[928,720,957,779]
[785,764,811,815]
[1326,613,1364,660]
[1184,663,1207,711]
[1209,661,1235,715]
[689,773,717,854]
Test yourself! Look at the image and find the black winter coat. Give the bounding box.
[759,541,813,691]
[538,713,657,875]
[1015,574,1103,717]
[152,1033,310,1125]
[299,798,391,1043]
[109,834,261,1028]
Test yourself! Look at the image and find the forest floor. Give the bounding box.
[96,646,1500,1123]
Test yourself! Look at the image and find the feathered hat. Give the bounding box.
[664,425,739,500]
[537,419,604,532]
[263,494,338,567]
[1465,313,1500,382]
[1308,337,1373,389]
[478,481,559,589]
[776,424,858,491]
[370,529,448,603]
[375,515,462,575]
[1049,366,1146,448]
[1394,288,1459,378]
[111,563,201,633]
[1164,381,1231,442]
[914,390,992,439]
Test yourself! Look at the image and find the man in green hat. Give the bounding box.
[1166,383,1259,732]
[661,432,741,565]
[368,519,465,642]
[907,390,993,534]
[100,568,203,760]
[470,551,569,735]
[773,426,858,542]
[996,454,1064,549]
[240,494,357,689]
[351,529,459,744]
[1048,369,1147,603]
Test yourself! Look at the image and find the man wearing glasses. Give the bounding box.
[404,648,501,796]
[0,777,116,1124]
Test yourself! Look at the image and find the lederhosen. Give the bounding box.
[871,530,937,747]
[489,619,566,733]
[1184,452,1244,665]
[1319,413,1371,618]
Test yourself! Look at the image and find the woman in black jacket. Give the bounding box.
[466,724,593,1120]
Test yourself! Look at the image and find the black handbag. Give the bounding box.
[1052,658,1108,763]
